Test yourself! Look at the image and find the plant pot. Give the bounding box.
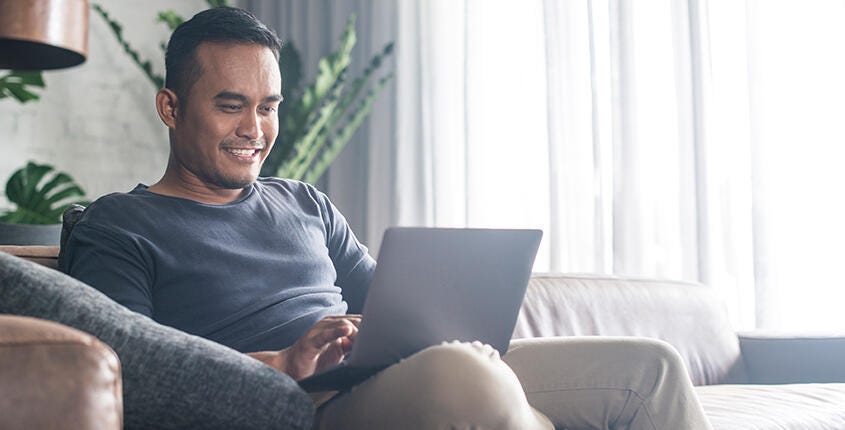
[0,221,61,245]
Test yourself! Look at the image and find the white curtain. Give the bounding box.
[386,0,757,328]
[248,0,845,331]
[708,0,845,330]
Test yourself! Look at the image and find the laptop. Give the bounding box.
[298,227,543,392]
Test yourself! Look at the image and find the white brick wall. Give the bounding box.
[0,0,207,209]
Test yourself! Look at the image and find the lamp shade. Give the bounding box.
[0,0,89,70]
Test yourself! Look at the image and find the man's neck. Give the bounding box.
[148,172,249,205]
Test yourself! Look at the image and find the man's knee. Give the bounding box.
[604,337,693,399]
[405,342,526,414]
[622,338,688,373]
[317,342,552,429]
[349,341,550,429]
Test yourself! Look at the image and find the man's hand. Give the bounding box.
[248,315,361,381]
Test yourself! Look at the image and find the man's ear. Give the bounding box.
[156,88,179,129]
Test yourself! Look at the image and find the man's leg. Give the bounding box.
[315,341,553,429]
[504,336,713,430]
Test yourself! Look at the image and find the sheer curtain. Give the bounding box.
[385,0,756,327]
[709,0,845,330]
[247,0,845,331]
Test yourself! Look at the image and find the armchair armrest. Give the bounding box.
[0,246,60,269]
[0,315,123,430]
[739,331,845,384]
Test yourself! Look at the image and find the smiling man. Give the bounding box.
[62,7,713,430]
[151,42,282,201]
[65,8,373,373]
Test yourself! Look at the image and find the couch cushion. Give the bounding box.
[514,274,746,386]
[697,383,845,429]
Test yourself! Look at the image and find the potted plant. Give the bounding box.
[1,69,89,246]
[0,161,89,245]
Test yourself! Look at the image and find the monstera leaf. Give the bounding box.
[0,162,89,225]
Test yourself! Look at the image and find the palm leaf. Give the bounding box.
[0,71,46,103]
[1,162,88,225]
[304,73,393,183]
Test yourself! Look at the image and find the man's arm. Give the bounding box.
[314,189,376,314]
[62,222,155,316]
[246,315,360,380]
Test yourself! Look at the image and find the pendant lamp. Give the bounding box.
[0,0,89,70]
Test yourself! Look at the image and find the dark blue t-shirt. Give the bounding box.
[62,178,375,352]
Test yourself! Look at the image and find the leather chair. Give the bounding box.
[0,245,123,430]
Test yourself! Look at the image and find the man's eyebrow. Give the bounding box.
[263,94,283,103]
[213,92,283,103]
[214,91,248,102]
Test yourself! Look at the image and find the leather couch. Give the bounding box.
[3,246,845,429]
[0,314,122,430]
[514,274,845,429]
[0,246,122,430]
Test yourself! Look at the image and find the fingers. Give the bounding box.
[314,322,351,344]
[321,314,362,327]
[286,316,363,379]
[309,316,360,348]
[339,336,354,355]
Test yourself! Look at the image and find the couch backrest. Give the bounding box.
[514,274,747,386]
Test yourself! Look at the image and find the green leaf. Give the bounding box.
[292,40,394,182]
[93,3,165,89]
[6,71,44,86]
[304,73,393,183]
[281,71,348,180]
[1,162,88,225]
[38,172,74,197]
[4,84,40,103]
[157,10,184,31]
[0,70,46,103]
[264,14,383,180]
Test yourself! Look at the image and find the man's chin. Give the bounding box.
[210,174,258,190]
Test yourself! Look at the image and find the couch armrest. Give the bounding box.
[0,315,123,430]
[0,245,60,269]
[739,331,845,384]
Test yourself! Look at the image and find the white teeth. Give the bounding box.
[227,148,256,156]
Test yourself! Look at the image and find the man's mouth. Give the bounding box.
[225,148,261,156]
[221,147,264,164]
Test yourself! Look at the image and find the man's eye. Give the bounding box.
[219,104,242,111]
[261,105,278,113]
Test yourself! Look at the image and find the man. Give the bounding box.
[64,7,712,429]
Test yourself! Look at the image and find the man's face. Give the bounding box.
[170,42,282,190]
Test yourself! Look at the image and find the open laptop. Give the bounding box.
[298,227,542,392]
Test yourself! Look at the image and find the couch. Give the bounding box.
[3,246,845,429]
[513,273,845,429]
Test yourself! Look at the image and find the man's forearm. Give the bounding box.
[246,350,287,374]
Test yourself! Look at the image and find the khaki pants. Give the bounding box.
[314,337,713,430]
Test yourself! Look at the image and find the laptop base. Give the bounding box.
[298,365,388,392]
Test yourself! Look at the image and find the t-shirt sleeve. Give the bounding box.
[62,222,155,317]
[314,190,376,314]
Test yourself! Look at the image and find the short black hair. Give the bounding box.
[164,7,281,103]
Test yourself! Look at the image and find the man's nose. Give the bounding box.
[236,112,262,141]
